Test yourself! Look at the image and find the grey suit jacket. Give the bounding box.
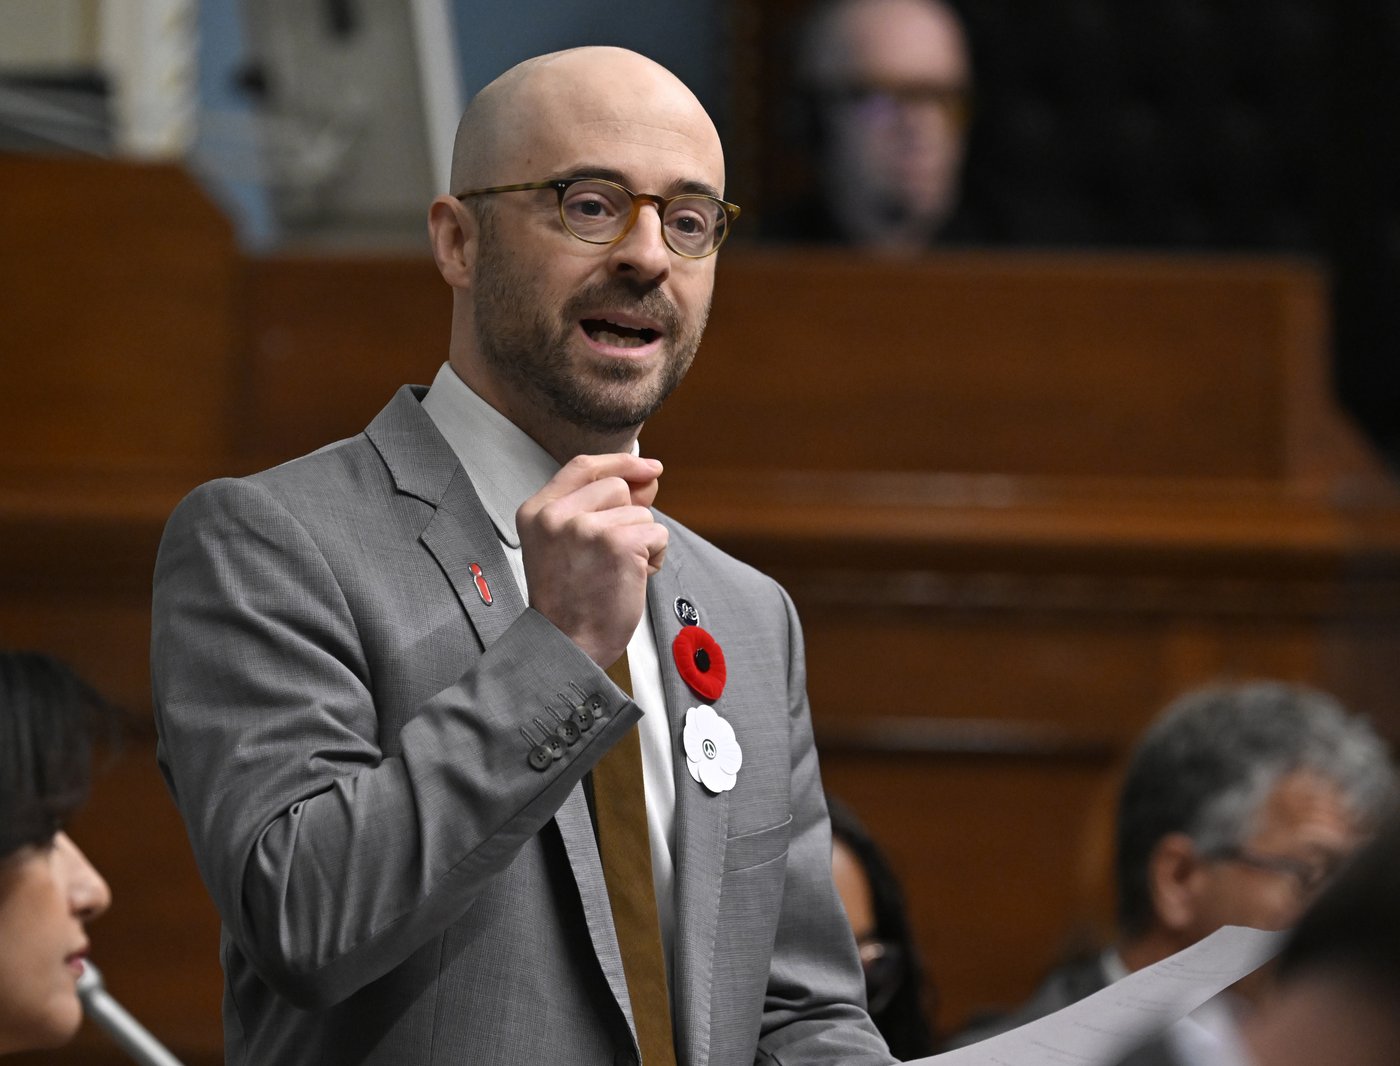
[151,387,892,1066]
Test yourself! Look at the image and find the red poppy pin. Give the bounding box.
[672,625,726,701]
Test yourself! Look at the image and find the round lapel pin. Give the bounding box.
[672,625,726,701]
[674,596,699,627]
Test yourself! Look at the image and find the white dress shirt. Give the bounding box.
[420,362,679,972]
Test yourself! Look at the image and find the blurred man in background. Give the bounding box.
[1240,812,1400,1066]
[775,0,972,252]
[953,680,1395,1047]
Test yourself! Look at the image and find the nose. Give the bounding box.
[607,201,671,286]
[56,832,112,922]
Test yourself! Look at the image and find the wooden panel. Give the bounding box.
[0,597,155,719]
[3,162,1398,1053]
[1317,619,1400,729]
[805,615,1162,737]
[663,473,1400,1033]
[242,254,450,465]
[0,468,196,715]
[820,754,1114,1034]
[813,609,1399,1034]
[228,248,1377,486]
[657,468,1400,573]
[8,467,1396,1050]
[644,250,1343,480]
[0,157,242,472]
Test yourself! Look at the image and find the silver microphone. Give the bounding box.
[76,961,187,1066]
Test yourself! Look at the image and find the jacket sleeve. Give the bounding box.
[150,477,637,1009]
[755,584,897,1066]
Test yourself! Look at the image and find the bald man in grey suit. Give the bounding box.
[152,47,893,1066]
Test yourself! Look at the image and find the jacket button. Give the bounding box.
[528,746,551,771]
[556,720,580,746]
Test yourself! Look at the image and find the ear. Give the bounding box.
[428,195,477,289]
[1148,832,1207,935]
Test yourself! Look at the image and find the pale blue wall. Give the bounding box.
[453,0,728,139]
[196,0,276,246]
[196,0,729,246]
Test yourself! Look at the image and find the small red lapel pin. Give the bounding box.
[469,562,493,605]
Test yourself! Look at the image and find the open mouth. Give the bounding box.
[581,318,660,349]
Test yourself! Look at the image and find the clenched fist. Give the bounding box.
[517,453,667,666]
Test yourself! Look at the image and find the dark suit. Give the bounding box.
[946,953,1110,1049]
[151,387,892,1065]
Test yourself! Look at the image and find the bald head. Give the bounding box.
[449,47,724,197]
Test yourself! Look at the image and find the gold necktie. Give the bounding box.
[593,654,677,1066]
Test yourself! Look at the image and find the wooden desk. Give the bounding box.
[4,159,1398,1052]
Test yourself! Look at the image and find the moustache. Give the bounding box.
[563,281,683,335]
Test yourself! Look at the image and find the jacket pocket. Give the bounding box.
[722,814,793,873]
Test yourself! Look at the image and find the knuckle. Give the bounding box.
[536,501,570,535]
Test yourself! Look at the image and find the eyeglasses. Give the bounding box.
[455,177,741,259]
[1204,846,1340,900]
[857,937,906,1014]
[817,81,972,130]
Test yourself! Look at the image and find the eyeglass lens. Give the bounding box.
[559,180,727,255]
[857,939,905,1014]
[1212,847,1336,898]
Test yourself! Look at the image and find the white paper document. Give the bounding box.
[905,925,1286,1066]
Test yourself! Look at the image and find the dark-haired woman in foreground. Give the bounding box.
[0,651,111,1055]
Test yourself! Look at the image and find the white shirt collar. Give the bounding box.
[419,363,559,547]
[1101,947,1131,984]
[419,362,642,547]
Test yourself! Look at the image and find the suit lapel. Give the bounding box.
[419,466,520,648]
[367,387,521,651]
[648,526,728,1066]
[366,387,632,1035]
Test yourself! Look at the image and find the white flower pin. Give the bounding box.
[683,704,742,794]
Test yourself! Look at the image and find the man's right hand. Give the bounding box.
[516,454,667,667]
